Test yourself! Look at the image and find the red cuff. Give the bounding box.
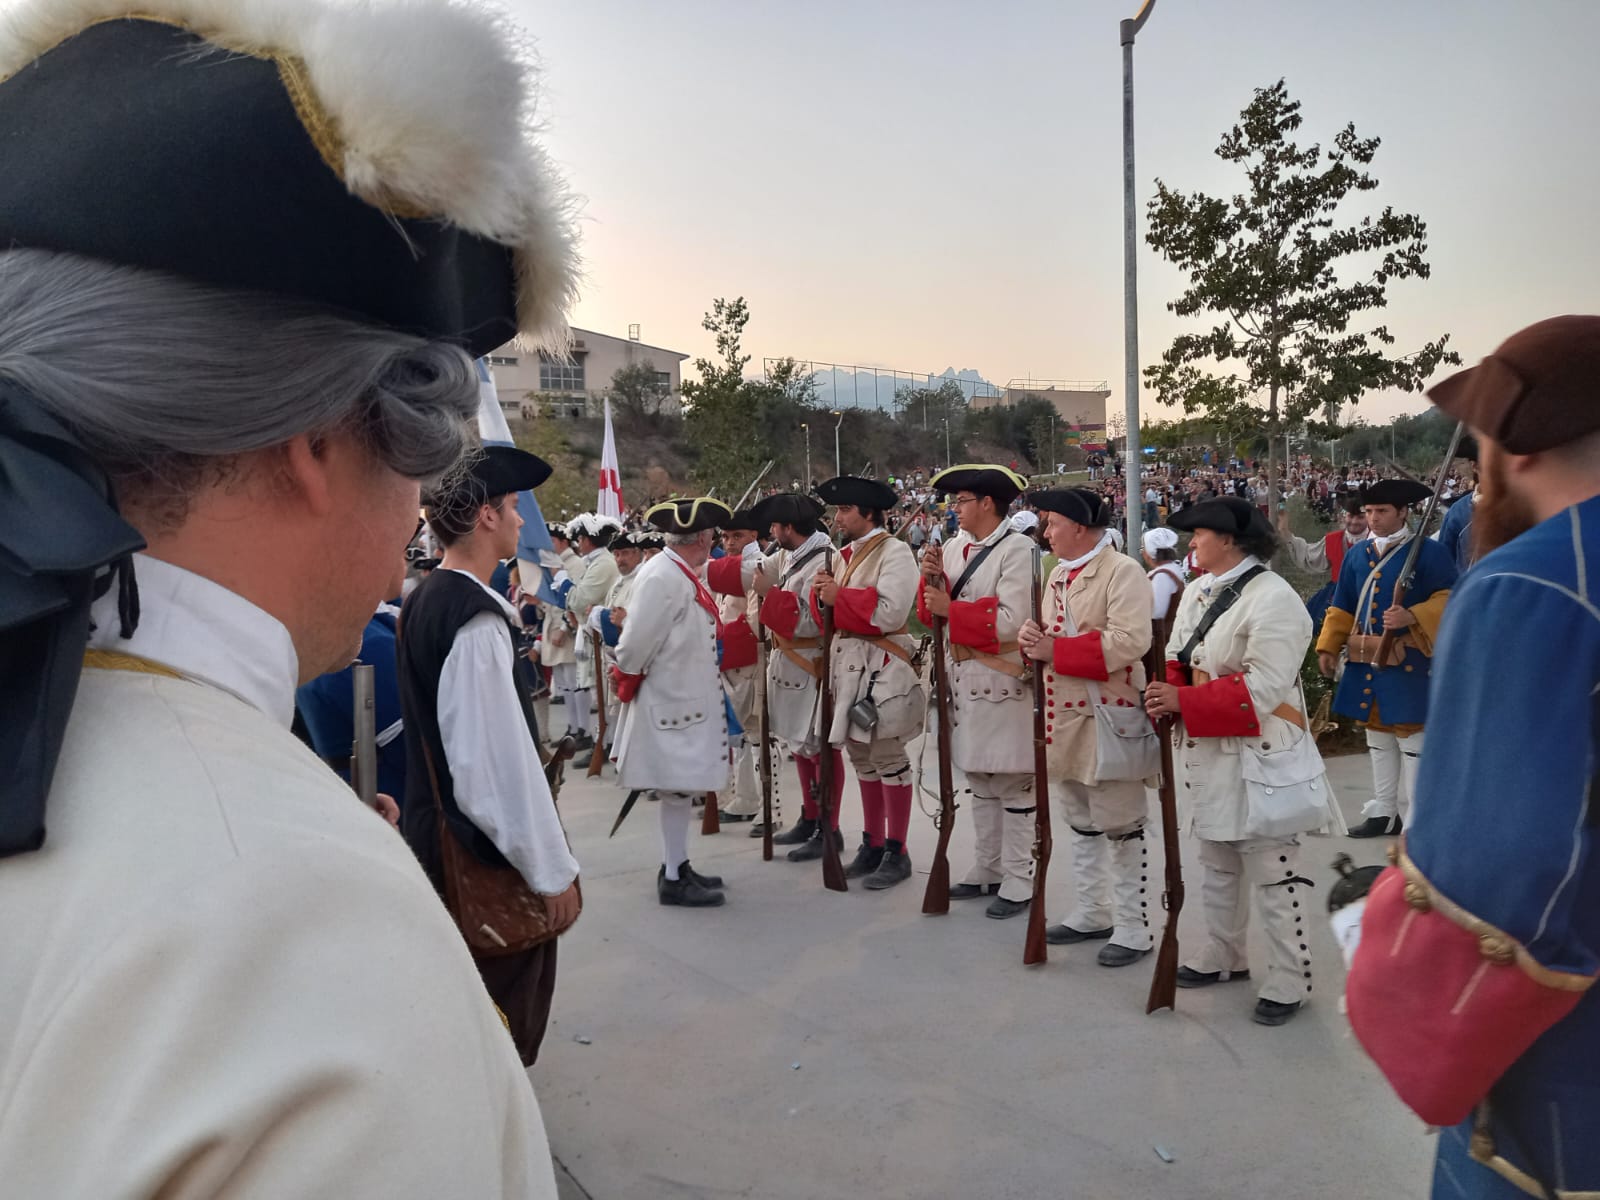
[948,597,1001,653]
[832,586,882,636]
[759,588,800,640]
[1052,631,1108,680]
[610,665,645,703]
[706,555,745,596]
[1347,866,1592,1127]
[1178,673,1260,737]
[719,617,758,671]
[916,577,933,626]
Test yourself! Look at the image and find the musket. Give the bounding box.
[759,629,775,861]
[815,550,848,892]
[1022,545,1053,966]
[586,628,608,777]
[1144,589,1185,1014]
[702,790,720,835]
[734,459,776,513]
[1374,421,1464,665]
[921,553,958,915]
[893,495,931,542]
[350,663,378,810]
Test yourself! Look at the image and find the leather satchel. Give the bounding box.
[423,737,579,957]
[1346,633,1406,667]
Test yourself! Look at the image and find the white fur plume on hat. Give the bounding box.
[565,512,622,540]
[0,0,581,350]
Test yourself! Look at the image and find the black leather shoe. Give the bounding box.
[787,828,843,863]
[1347,815,1403,839]
[748,822,770,839]
[1097,943,1151,968]
[719,811,756,823]
[862,841,913,890]
[985,896,1031,919]
[1175,966,1251,989]
[843,834,885,879]
[948,882,1002,900]
[1252,998,1302,1026]
[678,861,723,890]
[1045,924,1113,945]
[569,732,594,753]
[658,872,725,908]
[771,817,817,846]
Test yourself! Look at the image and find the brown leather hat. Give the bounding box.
[1428,316,1600,453]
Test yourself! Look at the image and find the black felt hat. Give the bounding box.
[0,7,578,356]
[1340,494,1368,516]
[1167,497,1272,539]
[749,492,826,530]
[1359,479,1433,509]
[1031,488,1110,528]
[647,497,734,534]
[424,445,550,518]
[723,508,765,533]
[930,463,1027,506]
[816,475,897,511]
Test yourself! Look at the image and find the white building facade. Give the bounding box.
[485,327,690,419]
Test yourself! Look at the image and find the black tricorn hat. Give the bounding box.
[1031,487,1110,528]
[749,492,826,529]
[930,463,1027,506]
[1359,479,1432,509]
[815,475,897,511]
[647,497,733,534]
[723,508,765,533]
[1167,496,1272,539]
[430,445,550,502]
[0,5,578,356]
[1340,493,1368,516]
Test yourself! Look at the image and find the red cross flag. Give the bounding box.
[598,396,624,518]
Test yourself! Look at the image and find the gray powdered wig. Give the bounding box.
[0,249,480,521]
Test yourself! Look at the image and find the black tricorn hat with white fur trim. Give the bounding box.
[0,0,579,356]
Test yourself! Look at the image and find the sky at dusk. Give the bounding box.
[510,0,1600,426]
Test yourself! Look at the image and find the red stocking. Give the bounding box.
[858,778,886,847]
[827,747,846,830]
[884,782,914,847]
[795,753,820,820]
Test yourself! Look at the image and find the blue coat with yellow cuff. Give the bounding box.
[1316,532,1457,728]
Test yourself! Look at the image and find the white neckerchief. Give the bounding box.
[785,530,833,570]
[1371,524,1414,556]
[1061,529,1115,572]
[1198,554,1263,598]
[741,540,762,564]
[87,553,299,727]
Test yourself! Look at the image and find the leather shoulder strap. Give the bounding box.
[1174,565,1267,667]
[950,528,1013,602]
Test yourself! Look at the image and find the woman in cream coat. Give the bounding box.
[1145,498,1341,1026]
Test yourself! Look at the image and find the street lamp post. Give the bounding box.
[1120,0,1157,557]
[943,417,951,469]
[831,409,843,477]
[800,422,811,488]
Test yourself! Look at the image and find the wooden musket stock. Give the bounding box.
[816,551,848,892]
[1023,546,1052,966]
[1144,591,1185,1014]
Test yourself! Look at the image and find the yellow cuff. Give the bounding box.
[1316,607,1355,656]
[1406,589,1450,657]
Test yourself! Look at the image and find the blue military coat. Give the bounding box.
[296,608,408,808]
[1436,490,1476,572]
[1324,531,1457,727]
[1409,495,1600,1198]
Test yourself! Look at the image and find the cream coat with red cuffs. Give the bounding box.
[920,525,1035,774]
[756,535,834,749]
[822,530,926,745]
[1041,547,1153,783]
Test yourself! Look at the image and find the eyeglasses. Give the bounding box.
[951,495,982,508]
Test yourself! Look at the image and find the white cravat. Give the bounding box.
[1371,525,1414,556]
[1061,529,1115,572]
[1198,554,1263,598]
[87,553,299,726]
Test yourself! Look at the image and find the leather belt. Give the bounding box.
[772,633,822,679]
[841,624,913,665]
[951,640,1028,679]
[1192,668,1305,730]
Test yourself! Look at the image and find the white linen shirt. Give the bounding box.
[438,570,580,897]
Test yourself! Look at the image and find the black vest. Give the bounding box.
[397,568,541,892]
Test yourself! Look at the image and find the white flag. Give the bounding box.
[597,397,624,518]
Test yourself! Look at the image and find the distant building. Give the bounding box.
[484,326,690,419]
[970,379,1111,451]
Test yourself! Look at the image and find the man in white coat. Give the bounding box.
[813,475,927,890]
[588,530,643,755]
[540,522,584,746]
[1019,488,1155,966]
[706,510,766,821]
[613,499,735,907]
[749,492,844,863]
[919,465,1039,920]
[563,512,621,752]
[0,1,580,1193]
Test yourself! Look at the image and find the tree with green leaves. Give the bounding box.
[1143,79,1459,501]
[680,297,768,496]
[606,360,674,425]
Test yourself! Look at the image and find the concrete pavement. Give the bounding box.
[533,738,1433,1199]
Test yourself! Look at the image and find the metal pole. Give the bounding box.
[944,417,951,468]
[802,423,810,488]
[833,410,843,477]
[1120,0,1156,558]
